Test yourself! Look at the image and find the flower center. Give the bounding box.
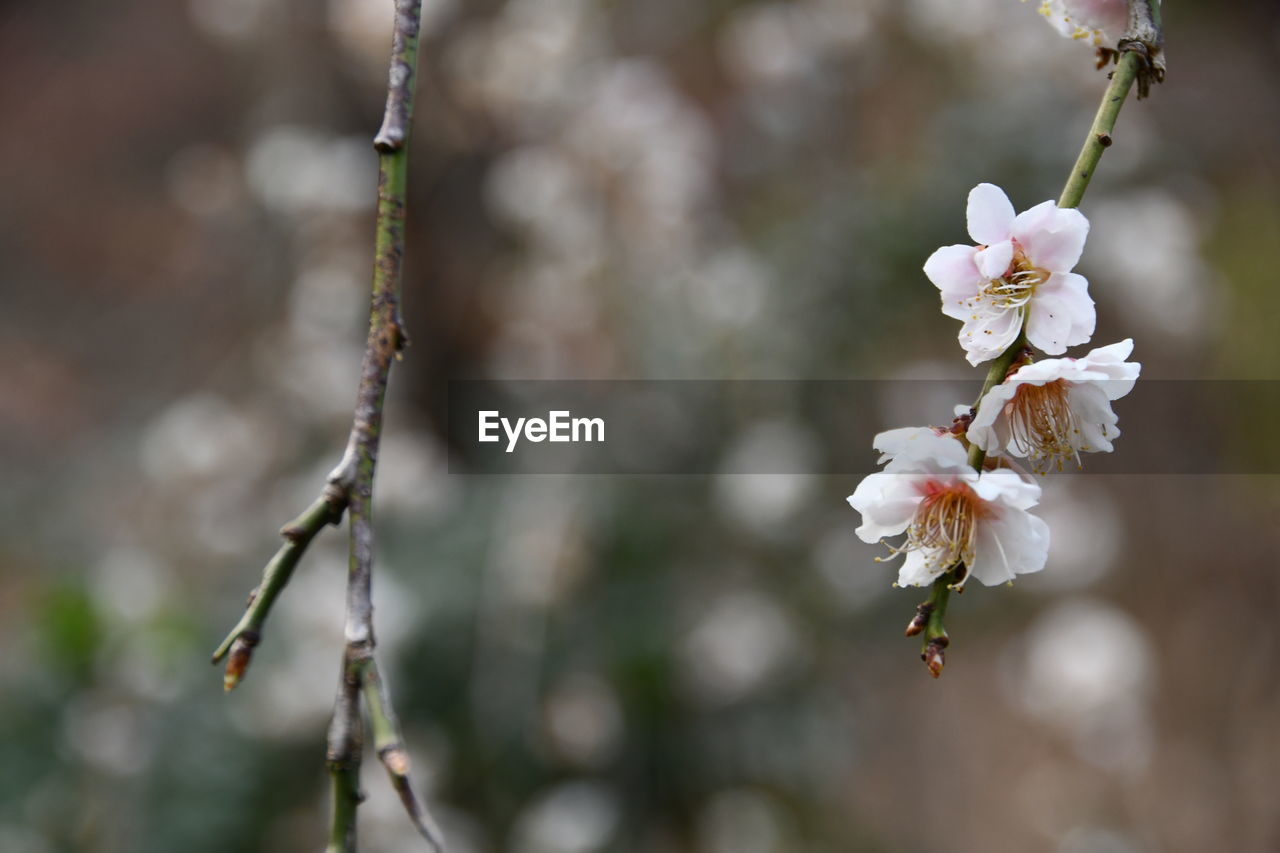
[1005,379,1080,471]
[980,245,1048,310]
[883,481,987,573]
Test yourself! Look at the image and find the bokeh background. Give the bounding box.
[3,1,1280,851]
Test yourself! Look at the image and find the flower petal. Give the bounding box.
[975,240,1014,280]
[1012,201,1089,273]
[959,303,1022,365]
[968,510,1049,586]
[924,244,984,316]
[972,467,1041,510]
[847,473,920,542]
[1066,383,1120,452]
[872,426,944,464]
[1027,272,1095,354]
[897,550,945,588]
[967,183,1016,246]
[967,383,1019,454]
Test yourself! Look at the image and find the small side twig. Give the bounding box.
[211,489,346,690]
[363,657,446,852]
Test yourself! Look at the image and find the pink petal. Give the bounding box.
[1027,272,1094,354]
[1012,202,1089,273]
[966,183,1016,246]
[923,244,983,302]
[975,240,1014,280]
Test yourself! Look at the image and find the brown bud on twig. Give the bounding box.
[949,410,974,437]
[922,636,949,679]
[223,631,260,692]
[905,602,935,637]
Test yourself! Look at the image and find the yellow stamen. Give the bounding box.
[879,482,987,575]
[1004,379,1083,472]
[978,245,1049,310]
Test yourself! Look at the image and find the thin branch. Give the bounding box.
[324,0,440,849]
[325,652,365,853]
[213,0,441,848]
[363,657,446,853]
[1058,52,1142,212]
[211,490,346,690]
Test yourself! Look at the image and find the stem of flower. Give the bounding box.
[1057,50,1142,210]
[920,572,952,677]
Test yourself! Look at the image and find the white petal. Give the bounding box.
[847,474,919,543]
[1027,272,1095,354]
[924,245,984,319]
[968,510,1049,586]
[1012,201,1089,273]
[897,550,946,588]
[966,183,1016,246]
[967,383,1019,454]
[973,467,1041,510]
[883,433,972,474]
[873,427,942,464]
[959,304,1022,366]
[1086,338,1134,363]
[974,240,1014,280]
[1067,383,1120,452]
[1077,339,1141,398]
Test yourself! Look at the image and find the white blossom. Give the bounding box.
[968,339,1141,472]
[848,431,1050,588]
[925,183,1095,365]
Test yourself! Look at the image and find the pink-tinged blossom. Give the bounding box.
[848,431,1050,588]
[1027,0,1128,47]
[925,183,1095,366]
[968,339,1141,472]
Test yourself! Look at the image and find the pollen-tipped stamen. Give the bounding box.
[979,247,1049,310]
[879,482,983,575]
[1005,380,1082,472]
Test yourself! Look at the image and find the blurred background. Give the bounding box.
[3,1,1279,851]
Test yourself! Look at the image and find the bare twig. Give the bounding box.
[326,650,365,853]
[212,489,346,690]
[213,0,442,848]
[363,657,446,852]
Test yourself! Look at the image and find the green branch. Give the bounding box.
[211,494,344,689]
[1058,51,1142,211]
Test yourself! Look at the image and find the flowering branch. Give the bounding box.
[212,1,444,848]
[880,16,1162,676]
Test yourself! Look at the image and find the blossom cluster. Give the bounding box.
[848,184,1140,589]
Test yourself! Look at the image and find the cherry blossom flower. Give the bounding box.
[1027,0,1128,47]
[871,425,949,464]
[967,339,1141,472]
[848,431,1050,588]
[924,183,1095,366]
